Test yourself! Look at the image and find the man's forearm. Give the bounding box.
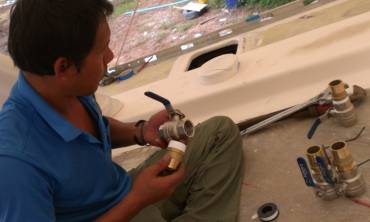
[108,117,141,148]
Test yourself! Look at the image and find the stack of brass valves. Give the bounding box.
[145,91,195,172]
[297,142,366,200]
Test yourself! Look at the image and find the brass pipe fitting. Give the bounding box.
[160,114,193,172]
[330,142,366,197]
[306,146,326,177]
[329,80,347,101]
[306,146,338,200]
[159,119,194,142]
[167,140,186,171]
[329,80,356,127]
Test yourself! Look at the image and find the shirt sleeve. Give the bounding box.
[0,156,55,222]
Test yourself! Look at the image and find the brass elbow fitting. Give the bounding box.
[330,142,366,197]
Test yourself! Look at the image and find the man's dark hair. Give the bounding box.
[8,0,113,75]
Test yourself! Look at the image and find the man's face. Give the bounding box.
[69,18,114,96]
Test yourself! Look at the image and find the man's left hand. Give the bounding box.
[143,110,169,148]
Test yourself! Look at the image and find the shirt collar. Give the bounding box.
[16,72,82,142]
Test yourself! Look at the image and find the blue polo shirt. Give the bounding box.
[0,73,132,221]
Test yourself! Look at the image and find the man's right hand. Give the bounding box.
[130,155,185,207]
[96,155,185,222]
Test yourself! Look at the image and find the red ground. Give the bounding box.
[108,0,248,66]
[0,0,249,67]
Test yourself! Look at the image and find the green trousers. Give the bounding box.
[129,116,244,222]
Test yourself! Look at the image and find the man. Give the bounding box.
[0,0,244,221]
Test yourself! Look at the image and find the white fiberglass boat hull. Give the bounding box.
[112,10,370,125]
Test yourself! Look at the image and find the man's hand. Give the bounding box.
[130,155,185,207]
[143,110,170,148]
[108,110,170,148]
[96,155,185,222]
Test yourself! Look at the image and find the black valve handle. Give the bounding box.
[144,91,171,106]
[144,91,175,116]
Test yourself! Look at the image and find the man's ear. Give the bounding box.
[53,57,77,80]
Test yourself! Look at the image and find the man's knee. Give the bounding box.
[202,116,240,136]
[198,116,242,153]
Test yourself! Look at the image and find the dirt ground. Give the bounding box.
[108,0,250,66]
[0,0,250,67]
